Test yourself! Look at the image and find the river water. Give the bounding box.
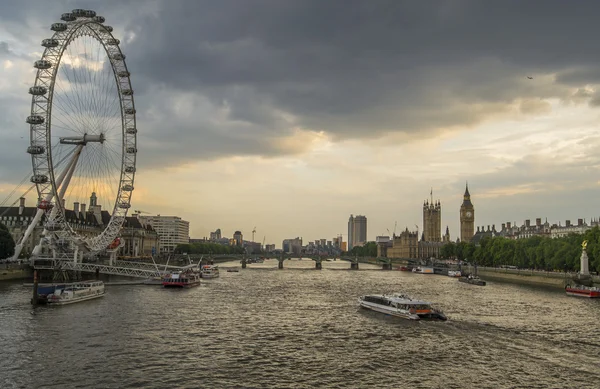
[1,259,599,388]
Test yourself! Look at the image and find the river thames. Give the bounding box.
[1,259,599,388]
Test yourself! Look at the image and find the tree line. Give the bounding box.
[0,223,15,259]
[439,227,600,273]
[348,241,378,257]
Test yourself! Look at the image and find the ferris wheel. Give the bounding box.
[15,9,137,261]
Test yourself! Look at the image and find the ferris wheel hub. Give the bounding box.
[59,133,105,145]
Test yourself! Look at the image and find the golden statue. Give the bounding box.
[582,240,588,250]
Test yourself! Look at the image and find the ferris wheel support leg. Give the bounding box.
[16,146,84,263]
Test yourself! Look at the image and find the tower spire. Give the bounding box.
[430,187,433,204]
[464,181,470,197]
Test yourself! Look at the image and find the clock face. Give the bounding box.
[466,211,472,217]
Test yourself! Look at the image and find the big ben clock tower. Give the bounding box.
[460,183,475,243]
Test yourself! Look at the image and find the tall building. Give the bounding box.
[348,215,354,250]
[459,183,475,243]
[282,237,303,255]
[348,214,367,250]
[138,215,189,254]
[233,231,243,246]
[387,228,418,258]
[423,190,441,242]
[210,228,222,241]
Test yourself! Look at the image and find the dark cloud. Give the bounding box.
[118,0,600,165]
[3,0,600,172]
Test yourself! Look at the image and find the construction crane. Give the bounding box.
[134,210,150,214]
[252,226,257,242]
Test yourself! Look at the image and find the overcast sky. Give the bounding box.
[2,0,600,247]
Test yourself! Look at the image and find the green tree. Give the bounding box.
[440,242,456,259]
[350,241,377,257]
[0,223,15,259]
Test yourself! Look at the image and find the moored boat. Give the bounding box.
[162,269,201,288]
[458,274,486,286]
[448,270,462,277]
[201,265,220,279]
[412,266,434,274]
[34,280,105,305]
[358,294,447,321]
[565,284,600,298]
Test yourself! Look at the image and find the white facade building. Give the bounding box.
[138,215,189,254]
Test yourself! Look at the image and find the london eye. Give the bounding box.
[15,9,137,261]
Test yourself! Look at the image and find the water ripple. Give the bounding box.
[1,261,600,388]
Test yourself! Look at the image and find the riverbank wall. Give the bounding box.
[0,265,32,281]
[464,266,600,289]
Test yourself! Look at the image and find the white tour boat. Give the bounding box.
[162,268,201,288]
[358,294,447,321]
[200,265,220,279]
[448,270,462,277]
[37,280,105,306]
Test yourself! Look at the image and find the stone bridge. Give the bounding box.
[186,253,420,270]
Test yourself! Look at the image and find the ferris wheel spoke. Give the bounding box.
[59,53,89,132]
[98,149,118,210]
[53,79,92,133]
[50,100,88,134]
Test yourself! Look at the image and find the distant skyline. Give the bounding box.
[2,1,600,247]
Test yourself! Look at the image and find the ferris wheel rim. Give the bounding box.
[27,10,137,255]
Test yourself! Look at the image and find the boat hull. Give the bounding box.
[162,281,200,288]
[565,287,600,298]
[35,281,105,306]
[458,277,486,286]
[45,292,105,306]
[359,300,420,320]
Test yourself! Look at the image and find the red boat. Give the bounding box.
[565,284,600,298]
[162,269,201,288]
[395,266,411,271]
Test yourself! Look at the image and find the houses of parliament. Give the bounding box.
[381,184,475,259]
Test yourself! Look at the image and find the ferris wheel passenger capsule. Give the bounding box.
[125,166,136,173]
[121,184,134,191]
[126,127,137,134]
[60,13,76,22]
[106,39,120,46]
[126,147,137,154]
[84,10,96,18]
[122,89,133,96]
[117,71,130,77]
[51,23,67,32]
[29,86,48,95]
[72,9,86,17]
[103,25,113,32]
[37,200,53,210]
[41,39,59,48]
[26,115,45,125]
[31,174,48,184]
[27,145,45,155]
[34,60,52,69]
[111,53,125,60]
[93,16,105,23]
[124,108,135,115]
[118,202,131,209]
